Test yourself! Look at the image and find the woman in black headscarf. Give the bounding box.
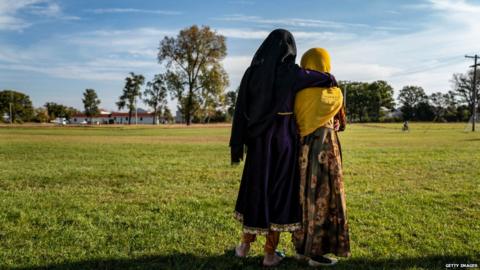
[230,29,337,267]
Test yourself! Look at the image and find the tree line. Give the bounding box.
[1,69,477,124]
[1,25,479,124]
[0,25,233,125]
[338,68,479,122]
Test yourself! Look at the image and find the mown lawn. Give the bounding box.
[0,123,479,270]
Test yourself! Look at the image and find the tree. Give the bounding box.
[198,64,228,123]
[340,81,376,122]
[117,72,145,125]
[398,86,427,120]
[0,90,34,123]
[33,107,49,123]
[162,107,174,123]
[199,91,226,123]
[158,25,229,125]
[365,80,395,121]
[210,110,227,123]
[82,89,101,124]
[340,81,367,122]
[225,90,237,121]
[415,101,435,121]
[44,102,78,121]
[456,105,471,122]
[429,91,457,121]
[451,69,480,113]
[144,74,168,125]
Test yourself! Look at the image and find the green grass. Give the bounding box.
[0,123,479,270]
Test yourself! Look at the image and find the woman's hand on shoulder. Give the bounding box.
[334,119,340,132]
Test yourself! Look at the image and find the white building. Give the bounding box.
[71,112,162,125]
[2,113,9,122]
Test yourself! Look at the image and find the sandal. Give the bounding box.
[308,255,338,267]
[262,251,285,267]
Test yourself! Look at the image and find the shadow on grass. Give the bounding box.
[10,252,477,270]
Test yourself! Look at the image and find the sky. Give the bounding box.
[1,0,480,112]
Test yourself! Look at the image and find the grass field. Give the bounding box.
[0,123,479,270]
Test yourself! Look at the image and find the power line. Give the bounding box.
[465,54,480,132]
[387,56,464,79]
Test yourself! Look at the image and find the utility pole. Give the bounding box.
[466,54,479,132]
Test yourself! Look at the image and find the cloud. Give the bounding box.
[88,8,182,15]
[0,44,34,63]
[0,27,169,82]
[333,62,402,82]
[27,1,61,16]
[0,48,159,81]
[0,63,124,81]
[228,1,255,5]
[0,0,38,30]
[3,0,480,105]
[217,28,356,41]
[65,28,176,59]
[0,0,78,31]
[27,1,79,20]
[214,14,405,32]
[219,0,480,94]
[325,0,480,93]
[421,0,480,13]
[386,10,400,15]
[222,56,251,87]
[216,28,269,39]
[0,14,31,31]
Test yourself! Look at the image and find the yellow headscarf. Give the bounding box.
[294,48,343,137]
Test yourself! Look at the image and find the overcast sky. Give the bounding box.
[1,0,480,111]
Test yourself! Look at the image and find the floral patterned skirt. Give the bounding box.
[292,127,351,257]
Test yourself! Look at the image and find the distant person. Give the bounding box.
[292,48,350,267]
[229,30,337,267]
[403,121,409,132]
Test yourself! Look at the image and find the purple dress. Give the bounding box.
[234,69,334,234]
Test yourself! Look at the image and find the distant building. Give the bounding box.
[71,111,163,125]
[385,108,402,119]
[99,110,111,115]
[2,113,9,122]
[51,118,67,125]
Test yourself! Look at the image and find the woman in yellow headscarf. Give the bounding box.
[292,48,351,267]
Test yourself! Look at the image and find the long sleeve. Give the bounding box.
[229,68,250,164]
[293,68,337,93]
[230,98,246,164]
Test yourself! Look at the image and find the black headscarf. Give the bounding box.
[230,29,300,163]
